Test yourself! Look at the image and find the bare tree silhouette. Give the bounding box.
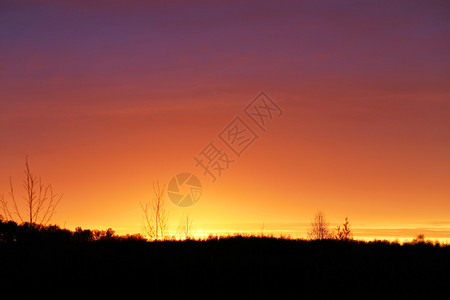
[335,217,352,240]
[308,211,332,240]
[0,157,62,227]
[140,181,168,240]
[177,214,194,240]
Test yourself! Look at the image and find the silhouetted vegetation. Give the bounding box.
[411,233,427,244]
[0,220,145,243]
[0,157,62,226]
[335,217,352,240]
[140,181,168,240]
[177,214,194,240]
[0,219,449,296]
[308,211,333,240]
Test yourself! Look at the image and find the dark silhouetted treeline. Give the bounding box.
[0,220,449,297]
[0,220,144,243]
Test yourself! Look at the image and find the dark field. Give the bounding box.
[1,223,449,297]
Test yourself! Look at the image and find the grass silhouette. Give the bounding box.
[0,220,449,296]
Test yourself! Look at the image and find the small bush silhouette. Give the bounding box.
[335,217,352,240]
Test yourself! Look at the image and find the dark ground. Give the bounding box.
[1,233,449,297]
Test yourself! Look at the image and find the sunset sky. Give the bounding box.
[1,0,449,241]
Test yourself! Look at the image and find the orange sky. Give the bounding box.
[1,0,449,242]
